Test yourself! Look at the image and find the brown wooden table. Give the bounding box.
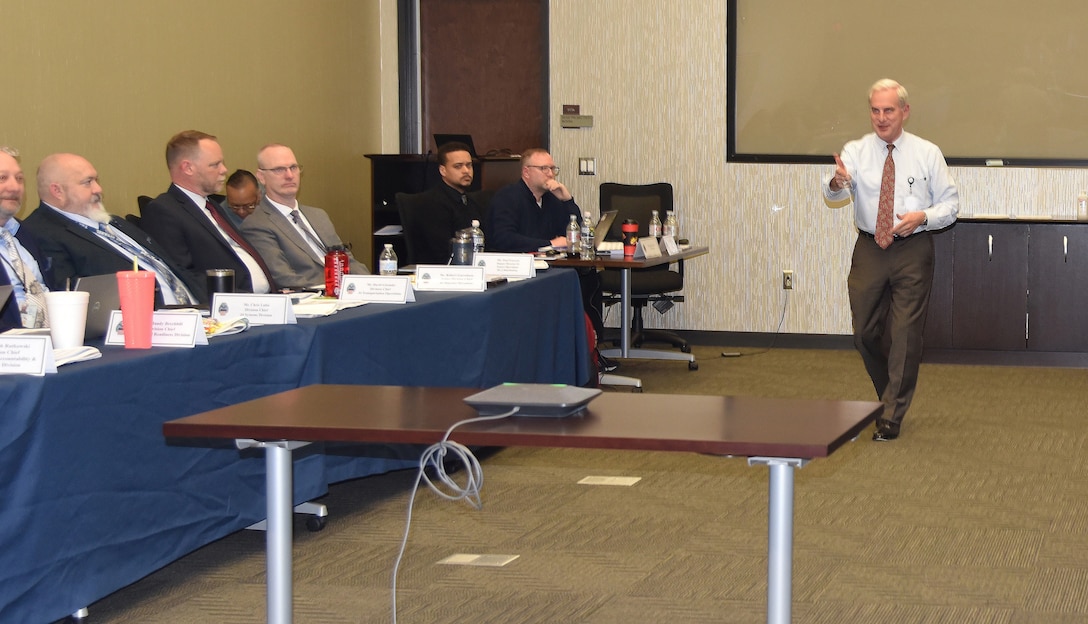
[164,384,880,624]
[551,246,709,368]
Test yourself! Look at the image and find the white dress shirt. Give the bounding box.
[824,131,959,234]
[176,186,271,294]
[0,218,48,308]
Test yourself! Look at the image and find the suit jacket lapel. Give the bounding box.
[264,199,322,261]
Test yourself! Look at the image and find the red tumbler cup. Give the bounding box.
[621,219,639,257]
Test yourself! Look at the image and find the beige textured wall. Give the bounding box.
[4,0,395,266]
[549,0,1084,335]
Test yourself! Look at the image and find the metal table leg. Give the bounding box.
[237,439,311,624]
[748,456,808,624]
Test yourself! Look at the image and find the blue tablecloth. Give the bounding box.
[0,268,590,623]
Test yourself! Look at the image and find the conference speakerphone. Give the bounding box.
[464,383,602,418]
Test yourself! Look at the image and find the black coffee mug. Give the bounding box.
[206,269,235,295]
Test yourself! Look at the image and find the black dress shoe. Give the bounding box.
[872,428,899,442]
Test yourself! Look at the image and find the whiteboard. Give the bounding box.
[728,0,1088,166]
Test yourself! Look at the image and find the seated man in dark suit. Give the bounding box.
[22,153,203,306]
[140,130,276,296]
[409,141,485,264]
[486,148,580,252]
[0,146,51,330]
[486,148,607,363]
[241,143,367,288]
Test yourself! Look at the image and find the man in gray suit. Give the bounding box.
[241,144,367,288]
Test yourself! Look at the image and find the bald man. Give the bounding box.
[241,143,366,288]
[22,153,203,306]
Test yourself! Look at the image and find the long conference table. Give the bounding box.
[0,268,592,624]
[164,385,881,624]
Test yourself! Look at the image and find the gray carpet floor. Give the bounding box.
[75,345,1088,623]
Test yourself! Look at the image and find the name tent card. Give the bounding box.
[105,310,209,348]
[635,237,663,259]
[413,265,487,292]
[339,275,415,304]
[661,235,680,255]
[472,253,535,280]
[0,335,56,375]
[211,293,297,325]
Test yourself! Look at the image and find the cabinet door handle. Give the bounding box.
[988,234,993,261]
[1064,236,1069,263]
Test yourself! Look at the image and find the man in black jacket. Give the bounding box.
[23,153,203,306]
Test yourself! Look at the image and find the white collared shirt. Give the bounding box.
[175,185,271,293]
[0,218,48,307]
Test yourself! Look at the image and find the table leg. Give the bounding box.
[597,266,695,365]
[237,439,311,624]
[748,457,808,624]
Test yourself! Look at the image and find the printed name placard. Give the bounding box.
[413,265,487,292]
[472,253,536,280]
[0,335,56,375]
[661,235,680,255]
[339,275,415,304]
[104,310,209,347]
[635,237,663,259]
[210,293,297,325]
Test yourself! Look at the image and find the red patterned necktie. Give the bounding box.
[874,144,895,249]
[205,200,276,288]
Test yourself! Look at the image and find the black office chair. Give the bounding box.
[396,192,433,266]
[137,195,153,214]
[598,182,690,353]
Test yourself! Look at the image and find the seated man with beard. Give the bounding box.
[22,153,204,306]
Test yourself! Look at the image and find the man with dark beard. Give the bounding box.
[22,153,203,305]
[407,141,486,264]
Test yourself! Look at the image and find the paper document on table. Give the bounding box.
[374,225,403,236]
[292,298,341,318]
[54,346,102,366]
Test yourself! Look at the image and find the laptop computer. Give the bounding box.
[74,273,122,340]
[433,133,478,158]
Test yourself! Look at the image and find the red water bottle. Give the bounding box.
[324,246,350,296]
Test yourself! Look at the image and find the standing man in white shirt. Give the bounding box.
[241,143,366,288]
[140,130,276,301]
[824,78,959,441]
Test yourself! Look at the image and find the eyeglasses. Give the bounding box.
[259,164,303,176]
[526,165,560,174]
[231,202,260,212]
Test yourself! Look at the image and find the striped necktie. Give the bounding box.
[0,229,48,328]
[94,222,194,305]
[290,209,327,260]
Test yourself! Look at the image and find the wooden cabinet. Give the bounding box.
[950,222,1029,350]
[925,219,1088,360]
[1027,224,1088,351]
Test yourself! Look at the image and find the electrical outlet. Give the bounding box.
[782,270,793,290]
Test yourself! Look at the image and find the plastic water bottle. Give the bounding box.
[580,211,595,260]
[663,210,678,239]
[648,209,662,239]
[566,214,580,251]
[469,219,485,254]
[379,243,398,275]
